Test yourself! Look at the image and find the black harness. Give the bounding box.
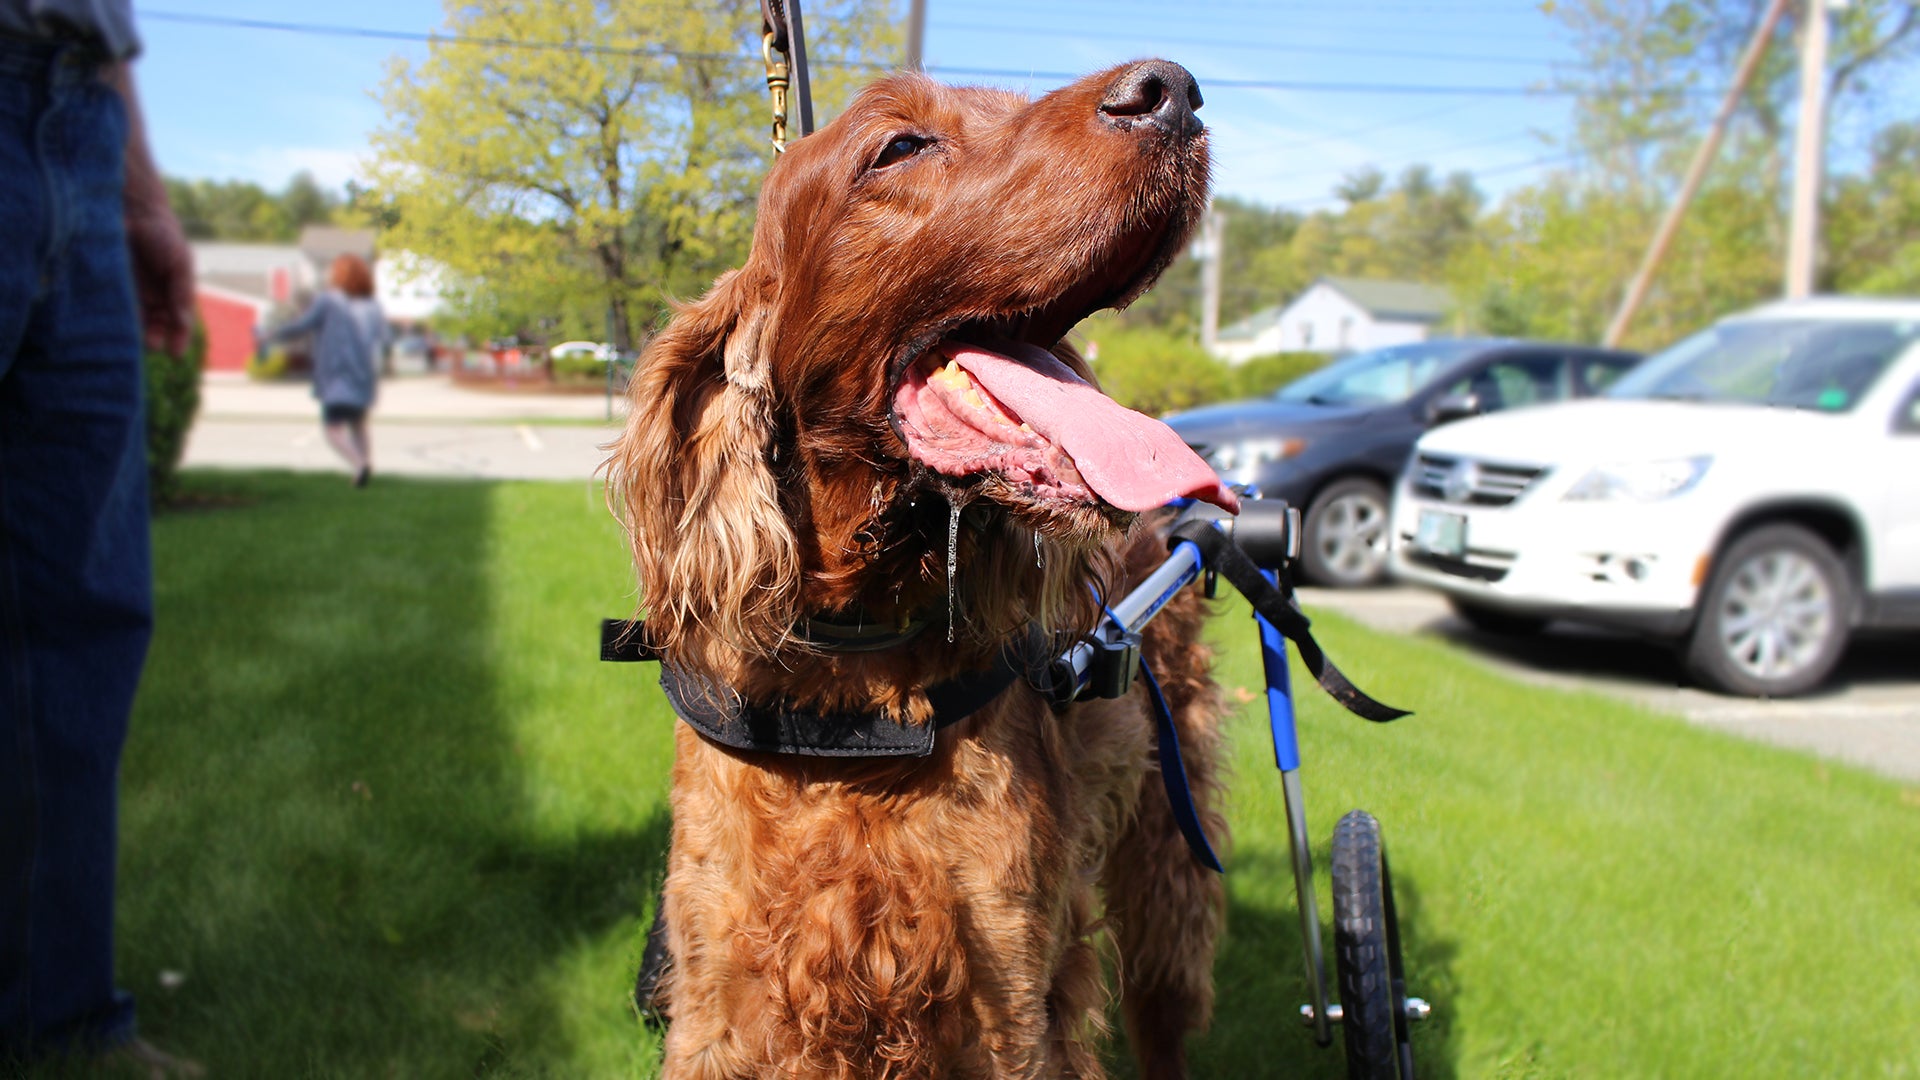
[603,621,1049,758]
[602,511,1406,872]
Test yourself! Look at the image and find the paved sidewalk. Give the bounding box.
[183,374,623,481]
[197,371,627,422]
[1299,586,1920,784]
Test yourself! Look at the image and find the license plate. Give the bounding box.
[1415,510,1466,558]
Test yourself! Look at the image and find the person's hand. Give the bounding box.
[107,61,195,358]
[125,189,194,357]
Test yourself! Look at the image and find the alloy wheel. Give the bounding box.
[1716,549,1835,682]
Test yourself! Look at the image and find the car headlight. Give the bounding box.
[1206,437,1306,480]
[1563,455,1712,502]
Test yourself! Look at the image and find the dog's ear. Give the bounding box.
[608,270,799,658]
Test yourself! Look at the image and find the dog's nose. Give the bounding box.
[1098,60,1203,138]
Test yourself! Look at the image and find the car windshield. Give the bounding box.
[1608,317,1920,412]
[1274,341,1485,407]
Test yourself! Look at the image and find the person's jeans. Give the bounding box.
[0,34,151,1057]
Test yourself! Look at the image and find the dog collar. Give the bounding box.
[600,619,1052,758]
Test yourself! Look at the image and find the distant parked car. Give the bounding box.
[549,340,614,362]
[1165,339,1641,586]
[1391,297,1920,697]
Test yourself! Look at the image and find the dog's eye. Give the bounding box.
[872,134,931,169]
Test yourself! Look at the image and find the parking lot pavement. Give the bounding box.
[1298,585,1920,784]
[183,374,622,482]
[183,419,616,482]
[198,372,627,423]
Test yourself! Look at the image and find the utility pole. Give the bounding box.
[1199,208,1223,355]
[1785,0,1833,299]
[1602,0,1791,347]
[905,0,926,71]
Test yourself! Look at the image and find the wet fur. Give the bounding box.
[607,66,1226,1079]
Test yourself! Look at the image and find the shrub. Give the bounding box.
[1230,350,1330,399]
[550,354,605,382]
[1082,323,1232,416]
[145,324,206,503]
[247,345,290,381]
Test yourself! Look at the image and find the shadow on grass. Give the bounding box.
[102,474,666,1078]
[1181,848,1460,1080]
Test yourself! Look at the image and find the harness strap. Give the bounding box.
[603,619,1031,758]
[1168,521,1410,723]
[1138,658,1225,873]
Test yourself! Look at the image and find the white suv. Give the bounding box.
[1389,297,1920,696]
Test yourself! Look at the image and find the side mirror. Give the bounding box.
[1428,392,1483,425]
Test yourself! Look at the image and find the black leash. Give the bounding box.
[1168,519,1409,723]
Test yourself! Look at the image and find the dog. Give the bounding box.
[607,59,1238,1079]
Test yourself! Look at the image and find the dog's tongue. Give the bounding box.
[940,341,1238,513]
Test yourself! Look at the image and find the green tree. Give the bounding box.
[165,172,341,242]
[1827,120,1920,295]
[1121,195,1303,334]
[1453,0,1920,350]
[367,0,897,349]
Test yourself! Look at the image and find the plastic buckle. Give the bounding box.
[1079,622,1141,700]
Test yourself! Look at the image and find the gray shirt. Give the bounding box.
[0,0,139,59]
[268,291,387,410]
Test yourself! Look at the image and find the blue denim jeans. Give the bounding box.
[0,35,151,1058]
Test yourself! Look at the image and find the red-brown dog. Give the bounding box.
[609,60,1235,1079]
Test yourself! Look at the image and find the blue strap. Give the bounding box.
[1138,658,1224,873]
[1093,595,1222,873]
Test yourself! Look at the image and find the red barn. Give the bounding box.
[194,282,269,372]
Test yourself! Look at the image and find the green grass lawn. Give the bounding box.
[107,472,1920,1078]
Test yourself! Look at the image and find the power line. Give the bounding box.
[928,20,1554,66]
[1255,101,1481,154]
[1264,128,1546,181]
[143,9,1607,98]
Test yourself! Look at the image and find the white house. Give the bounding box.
[1212,276,1453,364]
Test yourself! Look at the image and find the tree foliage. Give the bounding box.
[1442,0,1920,351]
[165,171,340,242]
[1125,170,1481,337]
[367,0,897,348]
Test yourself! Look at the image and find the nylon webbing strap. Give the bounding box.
[604,618,1032,757]
[1168,520,1410,723]
[1138,659,1224,872]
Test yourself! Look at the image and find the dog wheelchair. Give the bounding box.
[1074,495,1429,1080]
[614,494,1426,1078]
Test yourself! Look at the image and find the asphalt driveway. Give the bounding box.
[1299,586,1920,783]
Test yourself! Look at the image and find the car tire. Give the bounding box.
[1685,524,1852,697]
[1447,598,1550,636]
[1302,477,1391,588]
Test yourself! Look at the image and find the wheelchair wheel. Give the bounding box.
[1331,809,1414,1080]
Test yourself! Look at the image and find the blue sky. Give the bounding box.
[137,0,1592,208]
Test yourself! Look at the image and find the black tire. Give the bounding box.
[1302,477,1392,588]
[1331,809,1414,1080]
[1685,523,1851,697]
[1447,597,1550,636]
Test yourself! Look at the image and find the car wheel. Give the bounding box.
[1302,478,1391,588]
[1447,598,1550,636]
[1685,524,1851,697]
